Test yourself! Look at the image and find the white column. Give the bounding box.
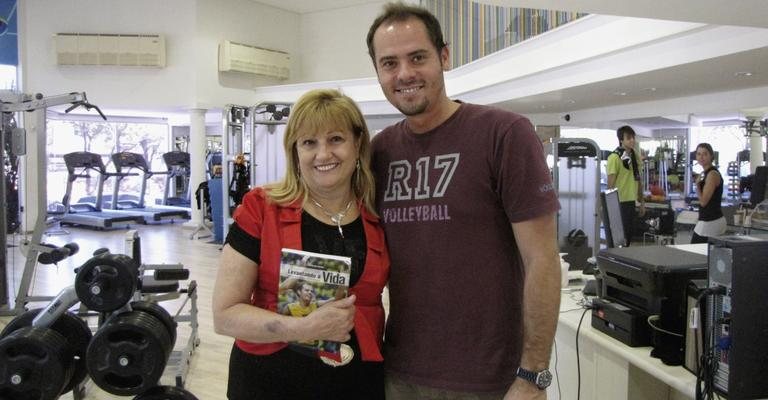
[185,108,207,227]
[749,131,764,174]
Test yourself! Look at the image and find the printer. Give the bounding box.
[592,245,707,365]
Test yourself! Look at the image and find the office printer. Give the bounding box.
[592,245,707,365]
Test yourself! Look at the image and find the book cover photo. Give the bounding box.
[278,248,352,364]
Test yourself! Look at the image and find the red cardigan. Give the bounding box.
[232,188,390,361]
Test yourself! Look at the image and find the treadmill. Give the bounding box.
[60,152,145,229]
[162,151,191,207]
[110,151,190,223]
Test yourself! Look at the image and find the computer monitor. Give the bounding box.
[600,189,626,248]
[750,166,768,207]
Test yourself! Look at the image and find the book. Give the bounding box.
[278,248,351,363]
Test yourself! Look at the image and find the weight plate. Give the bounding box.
[87,311,172,396]
[75,253,138,312]
[130,301,177,348]
[0,326,74,400]
[1,308,92,395]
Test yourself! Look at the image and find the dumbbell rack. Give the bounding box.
[125,230,200,388]
[0,245,201,399]
[727,161,741,204]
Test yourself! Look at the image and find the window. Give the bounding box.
[46,118,169,210]
[0,64,17,90]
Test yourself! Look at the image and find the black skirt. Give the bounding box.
[226,334,384,400]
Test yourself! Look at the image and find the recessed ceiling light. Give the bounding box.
[566,99,576,104]
[734,71,753,77]
[643,87,657,92]
[613,91,628,96]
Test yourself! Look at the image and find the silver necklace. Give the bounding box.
[310,198,353,238]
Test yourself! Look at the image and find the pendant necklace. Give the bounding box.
[310,198,353,238]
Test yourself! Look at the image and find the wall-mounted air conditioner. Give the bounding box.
[219,40,290,80]
[54,33,166,67]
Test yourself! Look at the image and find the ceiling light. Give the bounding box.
[566,99,576,104]
[613,91,628,96]
[643,87,657,92]
[734,71,753,77]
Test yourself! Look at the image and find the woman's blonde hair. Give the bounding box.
[264,89,377,216]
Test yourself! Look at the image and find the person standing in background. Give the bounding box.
[367,3,561,399]
[606,125,646,245]
[691,142,725,243]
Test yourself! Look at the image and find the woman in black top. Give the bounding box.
[692,143,726,244]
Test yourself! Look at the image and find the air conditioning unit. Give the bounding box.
[54,33,166,67]
[219,40,290,80]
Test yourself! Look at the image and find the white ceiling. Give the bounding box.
[249,0,768,130]
[252,0,381,14]
[255,0,768,27]
[496,47,768,120]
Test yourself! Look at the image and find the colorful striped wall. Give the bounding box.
[422,0,586,68]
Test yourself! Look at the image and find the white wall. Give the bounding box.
[196,0,301,107]
[299,2,386,82]
[20,0,197,111]
[19,0,303,113]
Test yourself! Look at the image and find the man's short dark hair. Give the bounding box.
[616,125,636,144]
[365,2,447,67]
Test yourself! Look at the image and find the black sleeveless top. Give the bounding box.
[698,167,723,221]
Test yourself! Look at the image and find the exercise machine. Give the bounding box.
[546,138,600,270]
[110,151,190,223]
[59,151,145,229]
[1,91,104,315]
[219,102,291,240]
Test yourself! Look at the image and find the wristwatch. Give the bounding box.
[516,367,552,390]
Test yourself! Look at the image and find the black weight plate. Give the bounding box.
[75,253,138,312]
[0,326,74,400]
[133,385,200,400]
[0,308,92,395]
[87,311,172,396]
[130,301,177,347]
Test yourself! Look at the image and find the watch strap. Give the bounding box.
[516,366,552,390]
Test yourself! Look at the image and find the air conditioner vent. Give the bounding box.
[218,40,290,80]
[54,33,166,67]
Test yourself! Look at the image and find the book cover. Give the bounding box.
[278,248,351,363]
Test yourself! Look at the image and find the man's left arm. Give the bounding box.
[505,211,561,399]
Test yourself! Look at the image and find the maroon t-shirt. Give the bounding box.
[372,103,559,392]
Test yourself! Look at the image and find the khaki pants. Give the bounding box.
[385,374,507,400]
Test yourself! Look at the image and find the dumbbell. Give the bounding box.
[36,242,77,265]
[75,252,139,312]
[0,309,92,400]
[37,242,80,265]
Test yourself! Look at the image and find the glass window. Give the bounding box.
[690,124,748,201]
[0,64,17,90]
[46,118,169,210]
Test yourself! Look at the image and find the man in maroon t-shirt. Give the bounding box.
[366,3,561,400]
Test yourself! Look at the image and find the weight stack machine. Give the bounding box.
[707,236,768,399]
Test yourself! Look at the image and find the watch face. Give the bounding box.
[535,370,553,389]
